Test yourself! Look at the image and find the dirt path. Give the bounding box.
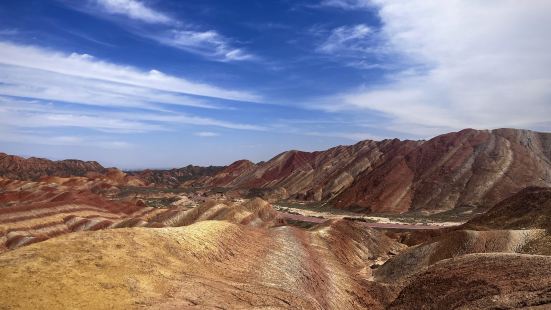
[277,212,455,230]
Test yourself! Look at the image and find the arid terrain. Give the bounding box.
[1,128,550,309]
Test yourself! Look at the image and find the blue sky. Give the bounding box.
[0,0,550,169]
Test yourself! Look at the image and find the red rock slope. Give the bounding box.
[196,128,551,214]
[195,139,422,201]
[336,128,551,213]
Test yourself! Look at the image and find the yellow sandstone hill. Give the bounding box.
[0,219,404,309]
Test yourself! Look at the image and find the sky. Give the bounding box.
[0,0,550,169]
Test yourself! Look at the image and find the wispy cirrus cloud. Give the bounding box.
[0,125,132,149]
[318,24,371,54]
[155,29,254,62]
[69,0,255,62]
[313,23,388,70]
[0,28,19,36]
[94,0,173,24]
[0,40,265,150]
[0,41,259,110]
[0,99,166,134]
[0,97,266,134]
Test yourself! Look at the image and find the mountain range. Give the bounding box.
[2,128,550,215]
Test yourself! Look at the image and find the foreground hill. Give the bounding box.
[1,212,549,308]
[195,128,551,214]
[375,228,547,283]
[0,218,404,309]
[388,253,551,309]
[374,186,551,283]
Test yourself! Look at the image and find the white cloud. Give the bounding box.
[318,0,371,9]
[194,131,219,137]
[320,0,551,135]
[65,2,254,62]
[0,126,132,149]
[155,30,255,62]
[0,41,259,110]
[0,101,165,133]
[0,97,266,134]
[0,92,264,152]
[318,24,372,54]
[95,0,173,24]
[0,65,221,110]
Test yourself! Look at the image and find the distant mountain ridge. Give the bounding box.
[0,153,105,180]
[0,153,223,187]
[128,165,224,188]
[2,128,550,214]
[193,128,551,213]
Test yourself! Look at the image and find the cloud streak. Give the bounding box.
[95,0,173,24]
[318,24,371,54]
[155,29,255,62]
[70,1,255,62]
[0,97,266,134]
[0,125,132,149]
[0,41,259,111]
[194,131,219,137]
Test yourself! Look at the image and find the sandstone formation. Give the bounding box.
[375,186,551,284]
[195,128,551,214]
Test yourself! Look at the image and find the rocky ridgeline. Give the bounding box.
[193,128,551,214]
